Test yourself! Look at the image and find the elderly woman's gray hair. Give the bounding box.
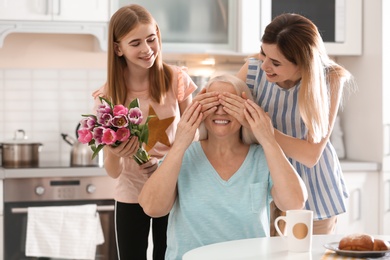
[198,74,258,144]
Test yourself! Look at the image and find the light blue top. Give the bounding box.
[246,58,349,221]
[165,142,273,260]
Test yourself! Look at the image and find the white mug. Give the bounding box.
[274,209,313,252]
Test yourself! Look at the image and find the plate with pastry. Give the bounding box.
[323,233,390,258]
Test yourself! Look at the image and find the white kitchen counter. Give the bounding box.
[0,166,107,179]
[0,160,380,180]
[339,160,381,172]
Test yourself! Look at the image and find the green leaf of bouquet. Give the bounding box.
[145,115,155,124]
[131,128,141,136]
[133,155,144,165]
[99,96,113,108]
[141,127,149,144]
[129,98,140,109]
[81,114,97,119]
[91,144,104,159]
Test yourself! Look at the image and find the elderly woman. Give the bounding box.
[139,74,307,260]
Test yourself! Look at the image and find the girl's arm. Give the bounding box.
[103,136,139,178]
[244,99,307,211]
[274,76,344,167]
[139,102,203,217]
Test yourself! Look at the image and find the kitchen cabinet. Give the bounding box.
[335,171,379,235]
[337,0,390,235]
[260,0,362,56]
[115,0,260,55]
[0,0,111,22]
[0,215,2,260]
[0,0,112,51]
[380,172,390,234]
[0,179,3,260]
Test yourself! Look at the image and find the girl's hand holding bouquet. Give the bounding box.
[78,97,154,165]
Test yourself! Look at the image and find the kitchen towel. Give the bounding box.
[25,204,104,260]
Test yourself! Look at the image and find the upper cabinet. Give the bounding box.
[0,0,111,51]
[116,0,362,56]
[0,0,110,22]
[115,0,260,55]
[260,0,363,56]
[0,0,363,55]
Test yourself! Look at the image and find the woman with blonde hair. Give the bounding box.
[220,13,354,234]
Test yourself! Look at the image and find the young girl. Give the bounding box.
[219,13,355,234]
[92,4,197,259]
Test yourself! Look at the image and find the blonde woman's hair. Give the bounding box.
[198,74,258,144]
[106,4,172,105]
[262,13,352,143]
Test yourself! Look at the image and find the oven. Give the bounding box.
[3,175,118,260]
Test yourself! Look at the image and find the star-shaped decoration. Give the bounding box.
[145,105,175,151]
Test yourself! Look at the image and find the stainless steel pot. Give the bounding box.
[61,125,103,167]
[0,129,43,168]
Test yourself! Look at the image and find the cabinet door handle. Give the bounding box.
[57,0,61,15]
[350,188,362,221]
[53,0,61,16]
[385,124,390,156]
[387,180,390,213]
[11,205,114,214]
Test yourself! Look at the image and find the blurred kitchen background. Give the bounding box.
[0,1,389,258]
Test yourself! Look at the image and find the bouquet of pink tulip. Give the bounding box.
[77,97,154,165]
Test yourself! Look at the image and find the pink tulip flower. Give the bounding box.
[113,105,129,116]
[112,115,129,128]
[128,107,143,125]
[93,126,105,145]
[101,128,117,145]
[77,129,93,144]
[116,128,131,142]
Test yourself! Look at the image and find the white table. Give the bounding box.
[183,234,390,260]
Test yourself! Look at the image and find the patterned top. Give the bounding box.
[93,65,197,203]
[166,142,273,260]
[246,58,348,220]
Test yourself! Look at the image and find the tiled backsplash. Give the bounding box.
[0,68,106,165]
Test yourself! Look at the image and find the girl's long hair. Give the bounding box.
[262,13,352,143]
[106,4,172,105]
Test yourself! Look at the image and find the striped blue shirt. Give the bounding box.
[246,58,348,220]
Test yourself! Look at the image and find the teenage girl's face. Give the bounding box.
[115,23,160,69]
[260,43,301,89]
[204,82,241,139]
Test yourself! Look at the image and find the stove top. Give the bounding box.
[0,161,106,179]
[1,160,100,169]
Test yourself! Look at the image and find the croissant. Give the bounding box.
[339,234,390,251]
[373,239,390,251]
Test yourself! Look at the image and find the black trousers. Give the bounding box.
[115,201,168,260]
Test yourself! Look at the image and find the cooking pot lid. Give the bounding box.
[1,140,43,145]
[0,129,43,145]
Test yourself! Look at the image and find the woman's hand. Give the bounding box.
[105,136,139,158]
[139,157,159,176]
[244,99,275,146]
[174,101,203,150]
[219,91,249,128]
[192,88,218,118]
